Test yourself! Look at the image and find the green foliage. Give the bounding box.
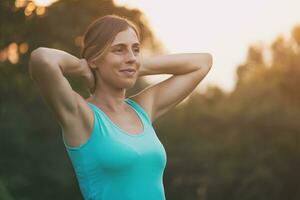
[1,0,300,199]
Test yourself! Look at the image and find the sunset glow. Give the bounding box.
[114,0,300,92]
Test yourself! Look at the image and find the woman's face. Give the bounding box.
[93,27,141,89]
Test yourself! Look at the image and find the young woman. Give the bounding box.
[29,15,212,200]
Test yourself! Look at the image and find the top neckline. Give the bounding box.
[87,98,146,137]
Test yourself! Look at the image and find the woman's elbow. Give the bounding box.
[29,47,55,80]
[193,53,213,70]
[29,47,50,65]
[205,53,213,69]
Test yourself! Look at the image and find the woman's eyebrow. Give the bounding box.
[111,42,140,47]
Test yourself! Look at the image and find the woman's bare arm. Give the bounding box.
[29,47,94,127]
[132,53,213,123]
[138,53,212,76]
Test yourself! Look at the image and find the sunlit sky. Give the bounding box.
[36,0,300,92]
[113,0,300,92]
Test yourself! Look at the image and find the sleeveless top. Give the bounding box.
[62,98,167,200]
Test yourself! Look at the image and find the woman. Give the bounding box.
[29,15,212,200]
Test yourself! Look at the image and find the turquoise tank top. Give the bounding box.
[62,98,167,200]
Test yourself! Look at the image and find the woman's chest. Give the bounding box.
[106,112,144,135]
[90,132,167,173]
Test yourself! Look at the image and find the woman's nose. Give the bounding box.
[126,50,137,63]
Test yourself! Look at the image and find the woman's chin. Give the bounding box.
[122,79,137,89]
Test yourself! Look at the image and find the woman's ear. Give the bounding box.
[88,61,97,69]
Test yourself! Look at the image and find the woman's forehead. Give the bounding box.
[111,28,140,46]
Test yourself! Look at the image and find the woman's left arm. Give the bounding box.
[132,53,213,123]
[139,53,212,76]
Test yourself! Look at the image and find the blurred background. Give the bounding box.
[1,0,300,199]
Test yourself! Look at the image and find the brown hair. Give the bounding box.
[81,14,140,62]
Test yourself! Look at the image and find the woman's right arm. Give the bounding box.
[29,47,94,128]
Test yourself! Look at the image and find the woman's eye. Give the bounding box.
[113,48,139,54]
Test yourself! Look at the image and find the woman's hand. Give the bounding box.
[80,59,96,94]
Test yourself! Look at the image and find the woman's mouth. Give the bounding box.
[119,68,136,77]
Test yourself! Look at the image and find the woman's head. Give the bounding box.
[81,15,141,90]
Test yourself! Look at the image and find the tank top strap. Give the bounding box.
[86,102,112,135]
[125,98,152,125]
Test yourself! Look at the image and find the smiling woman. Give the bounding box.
[81,15,141,92]
[28,14,212,200]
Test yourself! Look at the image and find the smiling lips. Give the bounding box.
[119,68,136,77]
